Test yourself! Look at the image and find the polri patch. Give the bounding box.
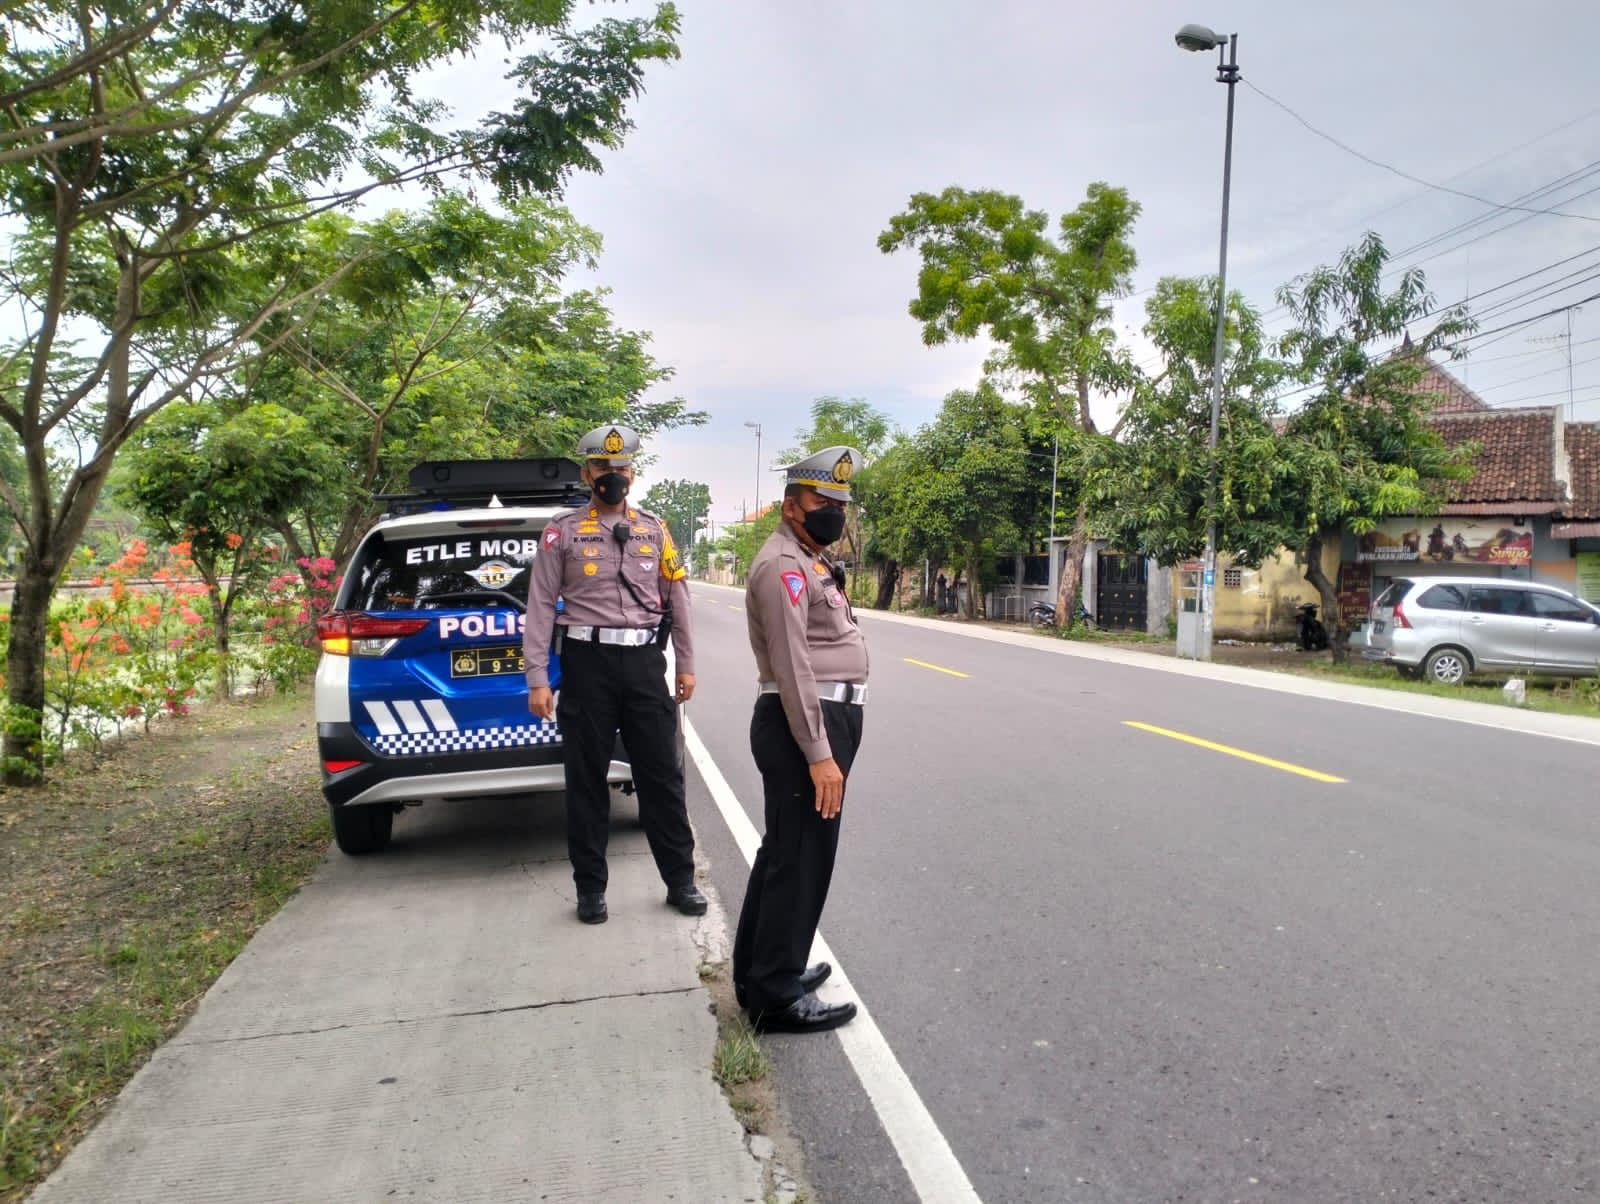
[543,527,560,547]
[781,570,806,606]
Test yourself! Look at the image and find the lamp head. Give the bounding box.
[1175,23,1224,51]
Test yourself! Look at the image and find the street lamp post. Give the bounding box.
[1176,22,1240,663]
[744,421,762,520]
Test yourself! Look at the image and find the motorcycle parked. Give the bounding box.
[1296,601,1330,651]
[1029,601,1101,630]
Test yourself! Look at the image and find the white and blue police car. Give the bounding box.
[314,458,675,855]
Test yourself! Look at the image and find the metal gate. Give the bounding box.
[1095,552,1148,631]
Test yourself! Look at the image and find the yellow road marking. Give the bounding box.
[1122,721,1345,783]
[727,604,743,611]
[903,657,969,679]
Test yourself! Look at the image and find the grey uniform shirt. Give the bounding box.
[747,522,869,763]
[522,502,694,689]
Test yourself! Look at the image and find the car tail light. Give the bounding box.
[1391,601,1412,629]
[317,612,429,656]
[323,759,363,774]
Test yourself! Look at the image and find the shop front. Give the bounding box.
[1342,514,1573,626]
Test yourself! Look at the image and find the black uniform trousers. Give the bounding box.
[733,694,865,1012]
[555,636,694,896]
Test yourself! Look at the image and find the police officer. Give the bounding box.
[523,425,707,925]
[733,446,867,1033]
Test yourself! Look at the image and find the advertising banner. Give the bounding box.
[1355,518,1532,565]
[1577,551,1600,603]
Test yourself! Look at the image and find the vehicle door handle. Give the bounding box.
[1540,622,1558,631]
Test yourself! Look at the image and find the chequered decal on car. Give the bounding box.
[359,698,559,756]
[370,719,560,756]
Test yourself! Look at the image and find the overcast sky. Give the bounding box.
[426,1,1600,525]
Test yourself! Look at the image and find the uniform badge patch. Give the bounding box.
[543,527,560,547]
[583,562,599,576]
[637,544,654,556]
[781,570,806,605]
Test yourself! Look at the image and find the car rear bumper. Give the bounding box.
[1364,627,1430,667]
[317,722,631,807]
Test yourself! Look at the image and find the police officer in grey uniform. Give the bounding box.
[523,425,707,925]
[733,446,867,1033]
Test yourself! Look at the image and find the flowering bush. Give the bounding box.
[232,554,338,691]
[2,539,337,764]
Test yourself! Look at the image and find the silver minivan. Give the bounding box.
[1366,576,1600,684]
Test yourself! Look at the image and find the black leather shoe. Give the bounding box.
[665,883,708,915]
[736,963,830,1010]
[576,893,608,924]
[799,962,832,993]
[752,992,857,1034]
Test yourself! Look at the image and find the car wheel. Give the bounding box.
[1422,647,1470,686]
[330,802,394,855]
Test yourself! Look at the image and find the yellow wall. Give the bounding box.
[1175,544,1341,641]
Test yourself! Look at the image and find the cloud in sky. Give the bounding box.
[422,0,1600,521]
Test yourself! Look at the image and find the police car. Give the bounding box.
[314,458,676,855]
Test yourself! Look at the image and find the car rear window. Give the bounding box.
[1372,579,1412,609]
[1417,584,1467,611]
[345,530,542,611]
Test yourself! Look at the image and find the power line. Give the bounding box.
[1477,349,1600,393]
[1126,104,1600,307]
[1245,79,1600,224]
[1471,384,1600,409]
[1466,332,1600,366]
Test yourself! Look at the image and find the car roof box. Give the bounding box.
[378,458,587,515]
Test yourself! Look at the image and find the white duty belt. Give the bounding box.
[560,625,657,647]
[758,680,868,705]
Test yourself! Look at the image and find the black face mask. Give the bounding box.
[801,505,846,547]
[592,472,628,505]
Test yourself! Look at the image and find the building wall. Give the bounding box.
[1203,544,1340,641]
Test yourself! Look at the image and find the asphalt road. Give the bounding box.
[682,584,1600,1203]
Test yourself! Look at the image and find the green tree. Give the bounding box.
[779,396,893,462]
[720,508,782,587]
[0,2,681,781]
[1082,275,1291,568]
[639,479,712,556]
[1273,233,1476,659]
[880,182,1142,625]
[120,400,336,696]
[866,384,1035,618]
[242,194,704,571]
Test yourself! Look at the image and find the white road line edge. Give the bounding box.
[683,716,982,1204]
[692,582,1600,748]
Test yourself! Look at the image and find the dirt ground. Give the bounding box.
[0,689,327,1200]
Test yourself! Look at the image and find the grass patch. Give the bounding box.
[0,689,325,1201]
[1294,658,1600,718]
[713,1019,770,1088]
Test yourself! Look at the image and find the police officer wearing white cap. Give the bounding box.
[522,424,706,925]
[733,446,867,1033]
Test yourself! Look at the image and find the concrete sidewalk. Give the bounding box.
[32,797,766,1204]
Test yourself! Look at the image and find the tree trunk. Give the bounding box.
[3,567,57,785]
[1054,505,1090,630]
[873,559,899,610]
[208,581,233,701]
[964,553,983,618]
[1302,530,1347,664]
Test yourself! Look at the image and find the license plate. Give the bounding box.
[450,645,526,678]
[1372,620,1385,634]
